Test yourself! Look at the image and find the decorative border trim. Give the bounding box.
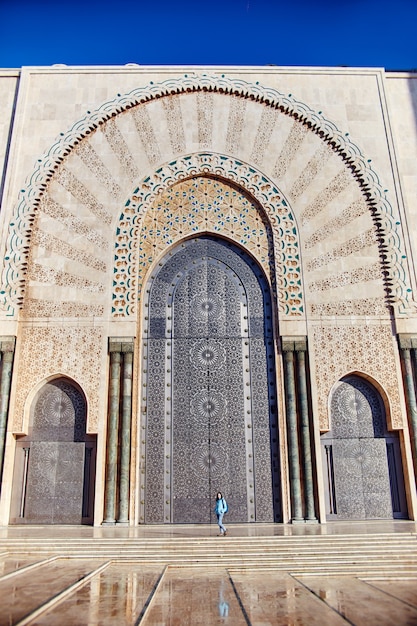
[0,73,410,314]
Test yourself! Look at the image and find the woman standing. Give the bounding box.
[214,492,228,536]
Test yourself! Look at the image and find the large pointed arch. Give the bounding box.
[1,74,411,317]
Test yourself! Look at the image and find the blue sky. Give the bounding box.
[0,0,416,69]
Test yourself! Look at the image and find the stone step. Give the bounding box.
[1,532,415,544]
[2,555,417,579]
[1,533,416,565]
[3,548,417,560]
[0,535,417,550]
[1,532,416,579]
[4,541,415,552]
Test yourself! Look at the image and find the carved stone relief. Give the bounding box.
[1,75,411,320]
[12,327,103,433]
[312,325,403,431]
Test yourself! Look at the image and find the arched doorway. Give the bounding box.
[321,375,407,520]
[10,379,96,524]
[141,236,281,523]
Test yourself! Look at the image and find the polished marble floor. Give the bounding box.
[1,518,417,539]
[0,521,416,625]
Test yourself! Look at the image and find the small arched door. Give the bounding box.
[321,375,407,520]
[11,379,96,524]
[141,236,281,524]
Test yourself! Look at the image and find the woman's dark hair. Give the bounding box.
[216,492,223,500]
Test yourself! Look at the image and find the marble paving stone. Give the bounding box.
[30,564,163,626]
[363,578,417,610]
[141,566,248,626]
[0,556,44,579]
[229,569,348,625]
[0,558,105,626]
[301,575,417,626]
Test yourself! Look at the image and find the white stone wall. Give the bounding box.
[386,74,417,298]
[0,66,416,524]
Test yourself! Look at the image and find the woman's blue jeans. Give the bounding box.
[217,513,226,533]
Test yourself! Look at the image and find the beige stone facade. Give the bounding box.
[0,65,416,526]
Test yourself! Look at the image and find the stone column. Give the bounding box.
[398,335,417,479]
[117,342,134,525]
[296,343,317,522]
[282,339,303,522]
[103,345,122,524]
[0,337,16,491]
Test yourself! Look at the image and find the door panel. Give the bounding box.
[143,236,280,523]
[11,380,95,525]
[322,376,407,520]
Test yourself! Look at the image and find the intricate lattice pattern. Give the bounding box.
[136,176,274,309]
[141,237,280,524]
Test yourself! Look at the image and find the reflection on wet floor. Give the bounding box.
[0,522,416,625]
[1,562,416,625]
[0,556,44,579]
[141,567,247,626]
[229,569,348,625]
[0,558,106,625]
[300,575,417,626]
[29,563,163,626]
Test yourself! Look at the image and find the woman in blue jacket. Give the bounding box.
[214,492,228,536]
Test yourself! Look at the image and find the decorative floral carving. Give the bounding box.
[312,325,403,431]
[114,166,302,317]
[12,327,104,433]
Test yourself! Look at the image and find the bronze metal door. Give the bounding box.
[322,376,407,520]
[142,237,280,523]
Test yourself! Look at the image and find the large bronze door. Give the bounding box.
[142,236,280,523]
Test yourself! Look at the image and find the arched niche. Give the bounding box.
[321,374,407,520]
[10,377,96,524]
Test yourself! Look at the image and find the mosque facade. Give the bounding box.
[0,65,416,526]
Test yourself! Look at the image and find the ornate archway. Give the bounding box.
[321,375,407,520]
[10,378,96,524]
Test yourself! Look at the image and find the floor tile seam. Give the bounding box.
[352,577,417,613]
[135,565,168,626]
[291,573,356,625]
[14,560,112,626]
[226,570,252,626]
[0,555,59,582]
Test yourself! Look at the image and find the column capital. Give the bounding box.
[281,336,307,352]
[398,334,417,350]
[108,337,135,353]
[0,336,16,353]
